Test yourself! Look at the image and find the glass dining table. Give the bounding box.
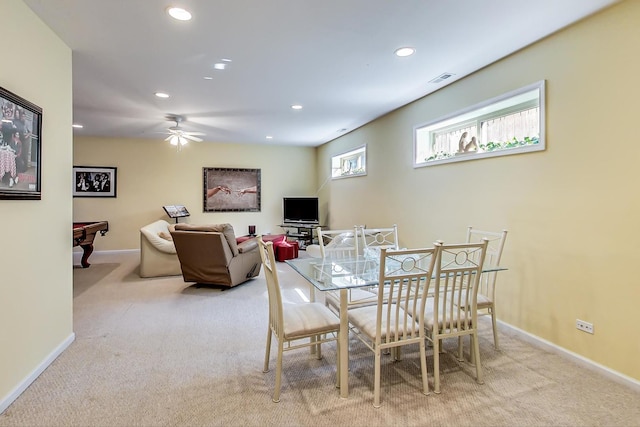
[285,255,507,398]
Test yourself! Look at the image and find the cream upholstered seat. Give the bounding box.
[465,226,508,349]
[139,220,182,278]
[258,237,341,403]
[347,246,439,407]
[424,239,488,394]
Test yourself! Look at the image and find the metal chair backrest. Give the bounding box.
[317,226,360,259]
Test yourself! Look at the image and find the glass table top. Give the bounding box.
[286,255,507,292]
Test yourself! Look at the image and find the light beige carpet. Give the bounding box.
[1,250,639,427]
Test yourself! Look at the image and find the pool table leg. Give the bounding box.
[80,244,94,268]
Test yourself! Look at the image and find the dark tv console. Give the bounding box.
[279,223,323,249]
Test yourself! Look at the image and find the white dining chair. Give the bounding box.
[355,224,401,309]
[358,224,400,257]
[466,226,508,349]
[319,227,381,313]
[258,237,341,403]
[347,246,439,407]
[317,226,359,259]
[425,239,489,394]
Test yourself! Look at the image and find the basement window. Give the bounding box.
[332,145,367,179]
[414,80,545,167]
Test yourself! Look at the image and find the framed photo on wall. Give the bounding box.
[0,86,42,200]
[203,167,261,212]
[73,166,117,198]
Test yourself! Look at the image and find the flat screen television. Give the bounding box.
[283,197,319,224]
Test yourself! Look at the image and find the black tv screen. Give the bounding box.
[283,197,319,224]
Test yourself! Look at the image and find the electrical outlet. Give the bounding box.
[576,319,594,334]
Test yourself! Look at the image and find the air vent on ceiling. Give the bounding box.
[429,72,455,84]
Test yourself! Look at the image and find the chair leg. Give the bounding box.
[336,332,341,388]
[419,340,430,396]
[263,328,272,373]
[471,332,484,385]
[433,337,441,394]
[490,306,500,350]
[469,334,475,365]
[273,341,284,403]
[373,348,381,408]
[393,346,402,361]
[316,334,322,360]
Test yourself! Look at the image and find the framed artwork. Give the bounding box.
[73,166,117,198]
[0,86,42,200]
[203,167,261,212]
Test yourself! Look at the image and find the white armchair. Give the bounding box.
[139,219,182,278]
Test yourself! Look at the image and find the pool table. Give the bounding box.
[73,221,109,268]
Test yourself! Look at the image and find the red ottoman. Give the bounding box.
[275,240,299,262]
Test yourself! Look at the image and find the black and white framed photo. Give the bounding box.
[73,166,117,198]
[0,86,42,200]
[203,167,261,212]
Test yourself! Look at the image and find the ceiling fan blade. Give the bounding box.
[182,134,203,142]
[164,135,173,141]
[183,131,205,136]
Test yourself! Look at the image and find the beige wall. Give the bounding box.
[73,137,317,251]
[0,0,73,409]
[3,0,638,413]
[318,1,640,382]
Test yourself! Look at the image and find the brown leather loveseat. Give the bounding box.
[170,223,261,288]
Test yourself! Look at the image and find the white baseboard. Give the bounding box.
[498,320,640,391]
[73,248,138,264]
[0,333,75,414]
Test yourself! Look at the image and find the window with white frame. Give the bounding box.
[331,145,366,179]
[414,81,545,167]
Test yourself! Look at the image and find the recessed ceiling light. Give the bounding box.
[72,124,83,129]
[291,104,303,110]
[213,63,226,70]
[266,135,273,140]
[394,47,415,57]
[203,76,213,80]
[155,92,170,98]
[166,7,192,21]
[221,58,232,63]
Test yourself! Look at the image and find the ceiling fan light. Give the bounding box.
[169,135,179,146]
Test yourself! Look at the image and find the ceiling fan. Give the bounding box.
[164,115,205,150]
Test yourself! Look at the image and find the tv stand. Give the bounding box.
[279,224,323,249]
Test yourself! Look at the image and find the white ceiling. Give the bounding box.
[24,0,618,147]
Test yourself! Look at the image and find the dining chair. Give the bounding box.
[359,224,400,256]
[424,239,488,394]
[355,224,401,307]
[258,237,341,403]
[319,227,380,313]
[466,226,508,349]
[347,246,439,407]
[317,226,360,259]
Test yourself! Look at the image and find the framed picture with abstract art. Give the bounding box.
[73,166,117,198]
[0,86,42,200]
[203,167,261,212]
